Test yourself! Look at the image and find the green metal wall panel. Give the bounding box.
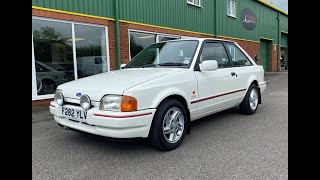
[118,0,287,42]
[32,0,288,42]
[280,14,288,33]
[216,0,281,42]
[32,0,115,18]
[118,0,215,35]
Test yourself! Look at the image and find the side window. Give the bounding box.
[200,42,231,68]
[225,43,252,67]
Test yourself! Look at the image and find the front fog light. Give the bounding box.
[80,94,91,111]
[54,90,64,105]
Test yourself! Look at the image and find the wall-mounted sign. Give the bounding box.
[240,8,257,31]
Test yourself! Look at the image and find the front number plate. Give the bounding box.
[62,107,87,121]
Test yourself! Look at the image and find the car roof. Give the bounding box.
[162,38,235,43]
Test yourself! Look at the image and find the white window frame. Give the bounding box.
[227,0,237,18]
[187,0,202,8]
[128,29,182,60]
[32,32,37,98]
[32,16,110,100]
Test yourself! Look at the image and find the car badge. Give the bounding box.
[76,93,82,97]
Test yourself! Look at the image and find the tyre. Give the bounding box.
[239,84,259,115]
[148,99,187,151]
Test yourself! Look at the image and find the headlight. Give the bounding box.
[80,94,91,111]
[100,95,137,112]
[100,95,122,111]
[54,90,64,106]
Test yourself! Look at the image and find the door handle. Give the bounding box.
[231,72,238,77]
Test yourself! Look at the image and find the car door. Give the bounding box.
[224,43,256,103]
[194,41,242,118]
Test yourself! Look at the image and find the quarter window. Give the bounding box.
[225,43,252,66]
[200,42,231,68]
[227,0,236,17]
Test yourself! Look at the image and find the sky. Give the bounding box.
[272,0,288,12]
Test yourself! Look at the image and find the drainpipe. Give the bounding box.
[277,12,281,72]
[114,0,121,70]
[214,0,218,38]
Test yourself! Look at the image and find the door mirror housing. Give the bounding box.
[199,60,218,71]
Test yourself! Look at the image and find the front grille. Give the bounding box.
[65,102,80,107]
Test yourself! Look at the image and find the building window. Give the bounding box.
[187,0,201,7]
[129,31,183,59]
[227,0,236,17]
[74,24,108,78]
[225,43,252,66]
[32,17,109,99]
[130,32,156,59]
[32,18,74,96]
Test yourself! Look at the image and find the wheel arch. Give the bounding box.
[155,93,191,135]
[246,76,261,104]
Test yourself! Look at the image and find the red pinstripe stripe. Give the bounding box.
[94,112,152,118]
[191,89,246,104]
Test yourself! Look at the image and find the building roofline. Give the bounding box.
[256,0,288,16]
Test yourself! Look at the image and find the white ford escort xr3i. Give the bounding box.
[50,38,266,150]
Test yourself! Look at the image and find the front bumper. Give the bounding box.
[49,101,156,138]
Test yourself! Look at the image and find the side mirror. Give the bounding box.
[120,64,127,69]
[199,60,218,71]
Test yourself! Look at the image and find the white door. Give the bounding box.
[225,43,256,102]
[194,42,244,118]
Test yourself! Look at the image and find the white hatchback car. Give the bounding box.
[50,38,266,150]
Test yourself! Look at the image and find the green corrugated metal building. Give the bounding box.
[32,0,288,101]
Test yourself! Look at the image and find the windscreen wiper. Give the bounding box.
[141,64,158,68]
[157,62,186,66]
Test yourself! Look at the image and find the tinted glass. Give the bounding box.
[200,42,230,68]
[125,40,199,68]
[226,43,252,66]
